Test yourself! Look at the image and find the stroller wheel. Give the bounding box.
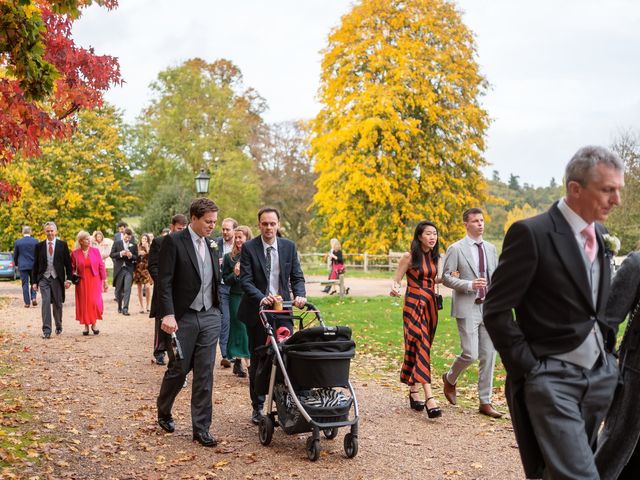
[323,427,339,440]
[306,436,320,462]
[258,415,274,446]
[344,433,358,458]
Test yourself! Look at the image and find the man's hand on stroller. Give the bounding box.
[293,296,307,308]
[261,295,278,306]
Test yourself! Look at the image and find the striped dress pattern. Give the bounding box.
[400,253,439,385]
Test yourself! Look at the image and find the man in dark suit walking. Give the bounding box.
[156,198,223,447]
[484,146,625,479]
[238,206,306,424]
[31,222,72,338]
[13,225,39,308]
[110,228,138,316]
[148,214,187,365]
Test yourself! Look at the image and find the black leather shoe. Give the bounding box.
[122,309,130,316]
[251,409,262,425]
[118,308,122,314]
[55,328,62,335]
[192,431,217,447]
[157,417,175,433]
[154,355,166,366]
[42,333,51,339]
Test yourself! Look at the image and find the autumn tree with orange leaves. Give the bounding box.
[0,0,121,200]
[311,0,490,252]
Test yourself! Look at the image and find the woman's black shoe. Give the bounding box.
[426,396,442,418]
[409,390,425,411]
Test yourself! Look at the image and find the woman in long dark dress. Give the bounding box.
[595,252,640,479]
[222,225,253,377]
[390,221,442,418]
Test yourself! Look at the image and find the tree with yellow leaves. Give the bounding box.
[311,0,490,252]
[503,203,540,234]
[0,105,135,249]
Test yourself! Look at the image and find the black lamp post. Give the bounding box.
[195,168,210,196]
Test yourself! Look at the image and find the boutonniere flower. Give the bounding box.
[602,234,620,256]
[128,243,134,249]
[209,239,218,251]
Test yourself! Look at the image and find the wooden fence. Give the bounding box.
[299,252,404,272]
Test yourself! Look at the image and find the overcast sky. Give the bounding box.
[73,0,640,187]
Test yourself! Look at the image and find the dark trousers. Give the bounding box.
[19,269,36,305]
[219,284,231,358]
[619,443,640,479]
[153,316,168,357]
[114,269,132,311]
[157,307,221,434]
[247,313,293,411]
[524,355,618,480]
[39,276,63,334]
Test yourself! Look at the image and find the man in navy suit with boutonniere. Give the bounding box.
[110,228,138,316]
[238,206,306,425]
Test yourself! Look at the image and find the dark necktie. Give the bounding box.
[475,242,486,302]
[265,246,274,294]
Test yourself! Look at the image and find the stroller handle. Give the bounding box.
[259,300,318,312]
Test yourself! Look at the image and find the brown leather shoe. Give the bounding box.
[220,358,232,368]
[442,373,457,405]
[479,403,503,418]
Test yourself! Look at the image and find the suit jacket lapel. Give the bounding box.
[459,241,479,277]
[548,205,594,310]
[180,229,201,277]
[255,239,269,281]
[595,226,611,312]
[206,237,219,284]
[277,238,287,292]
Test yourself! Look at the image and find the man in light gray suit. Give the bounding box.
[441,208,502,418]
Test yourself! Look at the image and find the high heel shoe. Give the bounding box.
[425,396,442,418]
[409,390,425,411]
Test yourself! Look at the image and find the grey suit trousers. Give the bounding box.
[157,307,221,433]
[446,303,496,404]
[39,276,63,334]
[114,269,132,311]
[524,355,618,480]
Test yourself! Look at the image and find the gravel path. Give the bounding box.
[0,281,522,479]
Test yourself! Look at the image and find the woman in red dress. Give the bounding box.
[391,221,444,418]
[72,231,108,335]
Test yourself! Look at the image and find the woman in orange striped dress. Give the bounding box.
[391,221,444,418]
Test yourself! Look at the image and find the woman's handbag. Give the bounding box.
[435,257,444,310]
[71,273,81,285]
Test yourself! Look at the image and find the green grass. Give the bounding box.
[301,267,391,278]
[306,295,506,400]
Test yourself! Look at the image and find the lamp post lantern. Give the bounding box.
[195,168,210,196]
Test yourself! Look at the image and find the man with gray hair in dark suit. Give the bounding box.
[484,146,625,479]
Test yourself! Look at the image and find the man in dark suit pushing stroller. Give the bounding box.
[238,206,307,425]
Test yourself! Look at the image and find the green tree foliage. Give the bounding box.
[311,0,490,253]
[138,183,191,236]
[0,105,135,249]
[483,178,563,243]
[132,58,264,226]
[607,130,640,253]
[257,121,318,249]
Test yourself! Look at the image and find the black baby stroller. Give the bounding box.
[254,301,359,461]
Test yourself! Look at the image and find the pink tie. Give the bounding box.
[197,237,205,261]
[582,224,596,263]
